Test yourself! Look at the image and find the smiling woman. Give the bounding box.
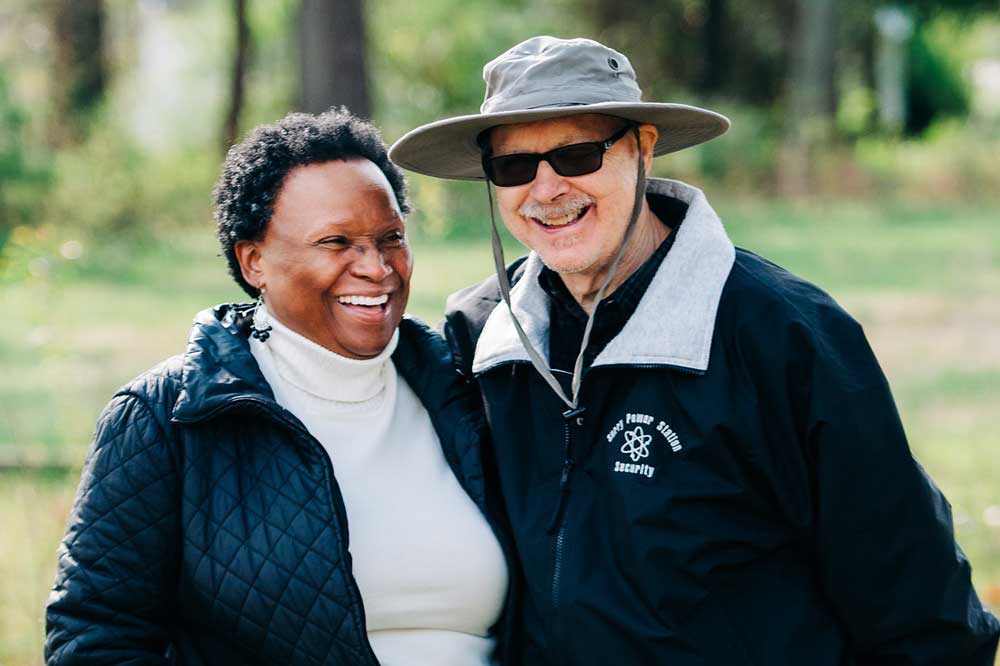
[234,159,413,359]
[43,110,510,666]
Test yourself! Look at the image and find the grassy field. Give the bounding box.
[2,197,1000,664]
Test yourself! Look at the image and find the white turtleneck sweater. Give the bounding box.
[249,309,508,666]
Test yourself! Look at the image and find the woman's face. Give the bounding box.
[237,158,412,359]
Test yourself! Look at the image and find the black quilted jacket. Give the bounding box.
[45,304,512,666]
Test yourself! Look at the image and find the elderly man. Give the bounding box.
[390,36,999,665]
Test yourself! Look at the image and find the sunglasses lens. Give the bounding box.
[489,155,539,187]
[549,143,604,177]
[486,135,613,186]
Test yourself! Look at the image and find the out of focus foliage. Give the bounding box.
[907,18,971,135]
[369,0,583,138]
[0,0,998,260]
[0,67,50,252]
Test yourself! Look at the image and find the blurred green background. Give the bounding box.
[2,0,1000,664]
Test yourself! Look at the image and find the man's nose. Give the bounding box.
[528,159,570,201]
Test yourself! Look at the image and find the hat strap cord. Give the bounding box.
[485,126,647,413]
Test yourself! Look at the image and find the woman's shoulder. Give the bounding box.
[397,315,449,358]
[99,353,186,436]
[394,316,475,407]
[121,353,186,400]
[99,303,244,432]
[394,317,453,380]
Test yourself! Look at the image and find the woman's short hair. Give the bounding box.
[214,108,411,298]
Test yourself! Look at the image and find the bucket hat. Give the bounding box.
[389,35,730,180]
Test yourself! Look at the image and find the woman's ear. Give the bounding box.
[234,240,265,291]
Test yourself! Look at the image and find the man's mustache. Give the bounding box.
[519,196,594,220]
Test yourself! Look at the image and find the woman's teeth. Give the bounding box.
[337,294,389,306]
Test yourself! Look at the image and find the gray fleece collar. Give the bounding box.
[471,178,736,375]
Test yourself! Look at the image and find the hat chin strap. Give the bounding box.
[486,125,646,413]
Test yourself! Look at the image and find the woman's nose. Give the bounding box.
[349,245,393,281]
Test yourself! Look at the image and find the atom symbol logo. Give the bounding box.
[620,426,652,462]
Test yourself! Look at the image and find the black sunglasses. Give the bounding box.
[482,123,635,187]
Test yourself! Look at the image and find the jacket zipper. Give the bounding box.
[477,362,604,660]
[546,405,585,656]
[182,396,382,666]
[548,418,572,612]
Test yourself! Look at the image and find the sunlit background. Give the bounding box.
[1,1,999,663]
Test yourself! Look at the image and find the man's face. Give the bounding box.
[489,114,651,277]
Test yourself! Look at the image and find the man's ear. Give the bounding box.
[234,240,265,290]
[638,124,659,172]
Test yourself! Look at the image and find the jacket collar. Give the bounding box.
[471,178,735,375]
[170,304,468,426]
[169,304,487,506]
[172,304,275,423]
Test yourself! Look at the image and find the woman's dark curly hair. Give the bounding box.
[214,108,411,298]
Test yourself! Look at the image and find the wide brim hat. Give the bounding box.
[390,36,730,181]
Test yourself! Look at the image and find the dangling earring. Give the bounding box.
[251,288,272,341]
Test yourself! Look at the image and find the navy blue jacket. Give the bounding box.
[45,304,510,666]
[444,179,1000,665]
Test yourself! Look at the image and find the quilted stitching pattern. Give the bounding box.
[45,308,496,666]
[48,388,372,665]
[46,392,180,665]
[176,413,369,665]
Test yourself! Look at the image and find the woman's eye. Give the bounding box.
[319,237,350,247]
[382,232,406,246]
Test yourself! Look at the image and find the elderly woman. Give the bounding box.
[45,110,510,666]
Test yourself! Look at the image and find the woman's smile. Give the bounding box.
[336,294,390,306]
[334,292,396,324]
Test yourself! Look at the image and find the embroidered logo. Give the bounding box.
[620,426,651,461]
[605,412,683,479]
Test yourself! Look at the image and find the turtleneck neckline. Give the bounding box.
[252,304,399,404]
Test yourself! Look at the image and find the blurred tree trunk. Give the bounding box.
[298,0,371,118]
[588,0,639,25]
[49,0,106,146]
[581,0,789,105]
[222,0,251,152]
[699,0,727,94]
[778,0,838,196]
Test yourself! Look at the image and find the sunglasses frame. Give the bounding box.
[481,122,635,187]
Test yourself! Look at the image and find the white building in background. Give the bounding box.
[970,59,1000,119]
[874,6,914,132]
[118,0,226,151]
